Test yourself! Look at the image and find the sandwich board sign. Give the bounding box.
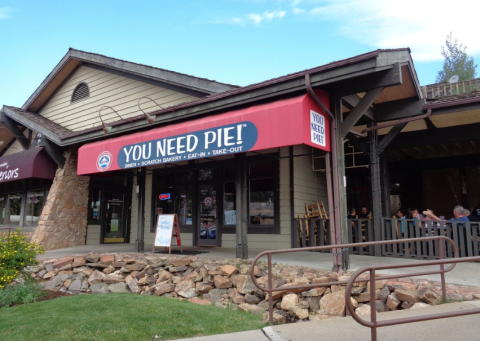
[152,214,183,254]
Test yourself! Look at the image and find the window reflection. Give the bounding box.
[25,190,44,226]
[7,193,22,226]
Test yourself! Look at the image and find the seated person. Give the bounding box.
[396,208,406,234]
[358,206,371,219]
[423,206,469,227]
[464,208,480,222]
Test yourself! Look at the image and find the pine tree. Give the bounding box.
[436,33,477,83]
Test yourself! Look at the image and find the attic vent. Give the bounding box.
[71,82,90,103]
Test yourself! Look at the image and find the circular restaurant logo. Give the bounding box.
[96,151,113,172]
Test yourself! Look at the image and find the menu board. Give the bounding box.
[152,214,183,254]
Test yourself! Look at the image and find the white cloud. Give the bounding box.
[293,7,305,14]
[0,7,11,19]
[247,10,286,24]
[305,0,480,61]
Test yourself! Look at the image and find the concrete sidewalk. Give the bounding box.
[172,300,480,341]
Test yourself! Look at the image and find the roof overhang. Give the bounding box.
[23,49,239,113]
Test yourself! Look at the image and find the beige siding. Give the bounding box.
[86,224,101,245]
[293,145,328,218]
[39,65,200,132]
[1,129,32,156]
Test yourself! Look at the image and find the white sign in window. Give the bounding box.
[310,110,326,147]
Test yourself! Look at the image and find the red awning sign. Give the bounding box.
[78,92,330,175]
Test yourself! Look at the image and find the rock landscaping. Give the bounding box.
[28,253,480,324]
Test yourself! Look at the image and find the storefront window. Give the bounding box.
[7,193,22,226]
[248,160,276,226]
[153,170,194,230]
[89,188,102,222]
[25,190,45,226]
[0,195,6,225]
[223,181,236,225]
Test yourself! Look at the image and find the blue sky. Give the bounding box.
[1,0,480,108]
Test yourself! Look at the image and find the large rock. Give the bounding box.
[302,287,328,297]
[108,283,130,293]
[319,291,345,317]
[291,306,309,320]
[53,257,74,269]
[395,288,420,303]
[355,289,381,303]
[196,282,214,294]
[238,303,262,315]
[90,283,109,293]
[281,293,298,311]
[419,288,441,305]
[88,270,106,285]
[175,280,196,298]
[386,293,401,310]
[100,254,115,265]
[85,252,100,263]
[172,258,191,267]
[220,265,238,277]
[355,304,371,316]
[229,289,246,304]
[103,274,125,284]
[157,270,173,283]
[154,284,175,296]
[126,275,141,294]
[68,279,84,292]
[205,288,227,302]
[214,275,232,289]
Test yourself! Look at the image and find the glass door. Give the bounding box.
[103,189,126,243]
[197,186,219,246]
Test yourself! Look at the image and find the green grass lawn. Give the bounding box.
[0,293,265,341]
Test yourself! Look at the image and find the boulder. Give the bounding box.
[238,303,262,315]
[355,304,371,316]
[386,293,401,310]
[291,306,309,320]
[90,283,109,293]
[214,275,232,289]
[108,283,130,293]
[319,291,345,317]
[88,270,106,285]
[103,274,125,284]
[395,288,420,303]
[419,288,441,305]
[411,302,430,309]
[175,280,196,298]
[196,282,214,294]
[220,265,238,277]
[53,257,74,269]
[85,252,100,263]
[125,275,141,294]
[154,284,175,296]
[281,293,298,311]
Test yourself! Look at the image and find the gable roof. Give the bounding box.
[23,48,239,112]
[3,47,422,147]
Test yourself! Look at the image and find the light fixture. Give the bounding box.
[137,97,164,126]
[98,106,123,134]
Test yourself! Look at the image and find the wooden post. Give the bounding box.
[236,154,248,259]
[368,123,383,256]
[135,167,146,253]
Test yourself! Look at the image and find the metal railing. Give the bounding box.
[0,227,15,239]
[345,256,480,341]
[422,78,480,99]
[295,218,480,259]
[250,236,458,325]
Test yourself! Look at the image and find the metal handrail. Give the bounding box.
[345,256,480,341]
[0,227,15,239]
[250,236,458,325]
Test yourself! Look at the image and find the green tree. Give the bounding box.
[436,33,477,83]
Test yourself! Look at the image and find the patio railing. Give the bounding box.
[294,218,480,259]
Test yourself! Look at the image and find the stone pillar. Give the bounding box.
[32,148,90,250]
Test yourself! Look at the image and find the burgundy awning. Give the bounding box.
[78,92,331,175]
[0,148,57,183]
